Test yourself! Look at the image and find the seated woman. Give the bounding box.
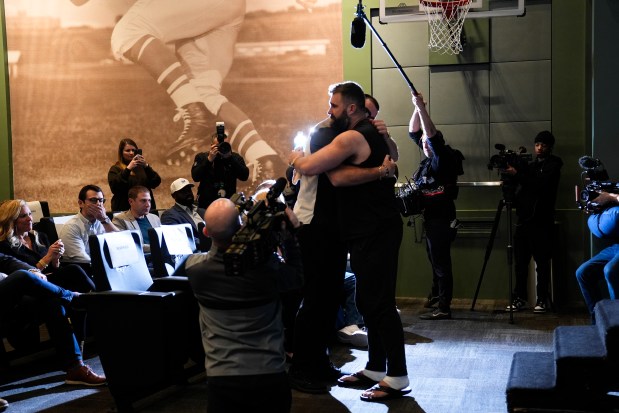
[0,255,106,386]
[0,200,95,344]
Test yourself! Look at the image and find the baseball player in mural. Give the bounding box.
[71,0,315,183]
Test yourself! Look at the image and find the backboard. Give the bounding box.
[379,0,526,23]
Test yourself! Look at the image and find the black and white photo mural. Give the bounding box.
[4,0,342,212]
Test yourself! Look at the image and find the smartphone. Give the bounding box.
[135,148,142,156]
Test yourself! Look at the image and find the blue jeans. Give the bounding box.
[0,270,81,368]
[336,271,364,329]
[575,244,619,318]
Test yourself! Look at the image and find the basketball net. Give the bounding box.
[421,0,472,55]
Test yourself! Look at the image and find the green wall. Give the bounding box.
[0,1,12,201]
[339,0,590,304]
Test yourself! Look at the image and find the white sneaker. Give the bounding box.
[336,324,368,347]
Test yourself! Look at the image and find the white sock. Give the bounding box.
[382,375,410,390]
[362,369,386,382]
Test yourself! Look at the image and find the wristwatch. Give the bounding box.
[100,216,111,225]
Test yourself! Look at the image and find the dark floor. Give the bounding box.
[0,298,590,413]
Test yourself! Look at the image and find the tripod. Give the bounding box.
[471,186,516,324]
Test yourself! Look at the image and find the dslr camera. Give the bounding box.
[577,156,619,212]
[215,122,231,156]
[487,144,532,171]
[224,178,290,276]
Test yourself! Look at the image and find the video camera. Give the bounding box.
[395,179,423,217]
[487,144,532,171]
[223,177,290,276]
[215,122,231,156]
[576,156,619,212]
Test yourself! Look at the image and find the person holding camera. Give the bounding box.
[191,126,250,210]
[108,138,161,213]
[576,191,619,323]
[503,131,563,313]
[176,197,303,413]
[410,92,463,321]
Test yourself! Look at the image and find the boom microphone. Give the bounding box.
[351,1,366,48]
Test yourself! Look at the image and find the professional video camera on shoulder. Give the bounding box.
[576,156,619,212]
[487,144,532,171]
[214,122,231,156]
[224,177,291,276]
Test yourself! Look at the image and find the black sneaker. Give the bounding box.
[533,300,547,314]
[423,295,440,308]
[288,370,329,394]
[505,297,526,312]
[165,102,211,166]
[419,308,451,320]
[313,363,346,382]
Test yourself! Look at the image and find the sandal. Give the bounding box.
[337,371,379,388]
[360,384,412,402]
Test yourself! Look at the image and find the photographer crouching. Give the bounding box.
[191,122,250,209]
[410,92,464,320]
[576,182,619,324]
[175,191,303,413]
[502,131,563,313]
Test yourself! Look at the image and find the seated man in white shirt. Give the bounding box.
[112,185,161,253]
[160,178,207,251]
[59,185,119,267]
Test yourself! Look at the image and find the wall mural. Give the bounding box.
[5,0,342,213]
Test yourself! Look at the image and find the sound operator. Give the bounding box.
[410,92,464,321]
[502,131,563,314]
[576,190,619,324]
[177,196,303,413]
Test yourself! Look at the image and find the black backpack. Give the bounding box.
[446,145,465,176]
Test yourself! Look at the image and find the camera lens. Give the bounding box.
[218,141,231,155]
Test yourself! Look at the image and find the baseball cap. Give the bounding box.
[170,178,194,195]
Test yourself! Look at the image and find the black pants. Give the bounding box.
[513,221,553,302]
[424,217,455,312]
[291,223,347,372]
[350,219,406,377]
[207,372,290,413]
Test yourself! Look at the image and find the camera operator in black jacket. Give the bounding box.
[191,128,249,209]
[503,131,563,313]
[409,92,462,320]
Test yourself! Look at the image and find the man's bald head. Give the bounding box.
[204,198,242,245]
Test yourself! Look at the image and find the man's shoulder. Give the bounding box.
[60,214,85,232]
[160,205,184,222]
[147,213,162,226]
[185,252,211,269]
[112,211,132,229]
[550,154,564,166]
[114,210,133,220]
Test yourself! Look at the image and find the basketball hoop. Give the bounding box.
[420,0,472,55]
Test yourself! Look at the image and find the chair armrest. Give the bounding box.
[73,290,183,310]
[149,276,192,293]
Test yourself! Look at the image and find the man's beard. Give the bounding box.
[331,112,350,134]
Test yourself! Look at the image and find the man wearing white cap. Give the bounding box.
[160,178,207,251]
